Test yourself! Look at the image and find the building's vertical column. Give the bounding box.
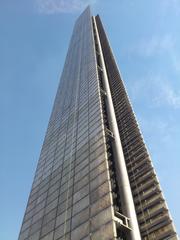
[92,17,141,240]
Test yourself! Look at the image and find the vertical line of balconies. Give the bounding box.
[94,14,178,240]
[92,17,132,240]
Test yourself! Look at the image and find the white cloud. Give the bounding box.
[162,0,180,15]
[130,74,180,109]
[156,82,180,108]
[127,34,180,109]
[36,0,96,14]
[137,34,175,57]
[172,55,180,73]
[130,34,180,76]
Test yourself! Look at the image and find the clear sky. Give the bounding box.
[0,0,179,239]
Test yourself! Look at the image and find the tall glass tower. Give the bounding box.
[19,7,178,240]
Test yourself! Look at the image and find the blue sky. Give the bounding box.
[0,0,179,239]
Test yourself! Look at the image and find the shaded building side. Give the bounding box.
[95,15,178,240]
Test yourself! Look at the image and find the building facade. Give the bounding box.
[19,7,178,240]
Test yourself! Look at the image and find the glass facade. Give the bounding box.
[19,7,178,240]
[19,8,116,240]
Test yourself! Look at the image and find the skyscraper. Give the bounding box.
[19,7,178,240]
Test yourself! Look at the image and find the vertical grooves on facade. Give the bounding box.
[95,15,178,240]
[92,18,127,240]
[19,8,118,240]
